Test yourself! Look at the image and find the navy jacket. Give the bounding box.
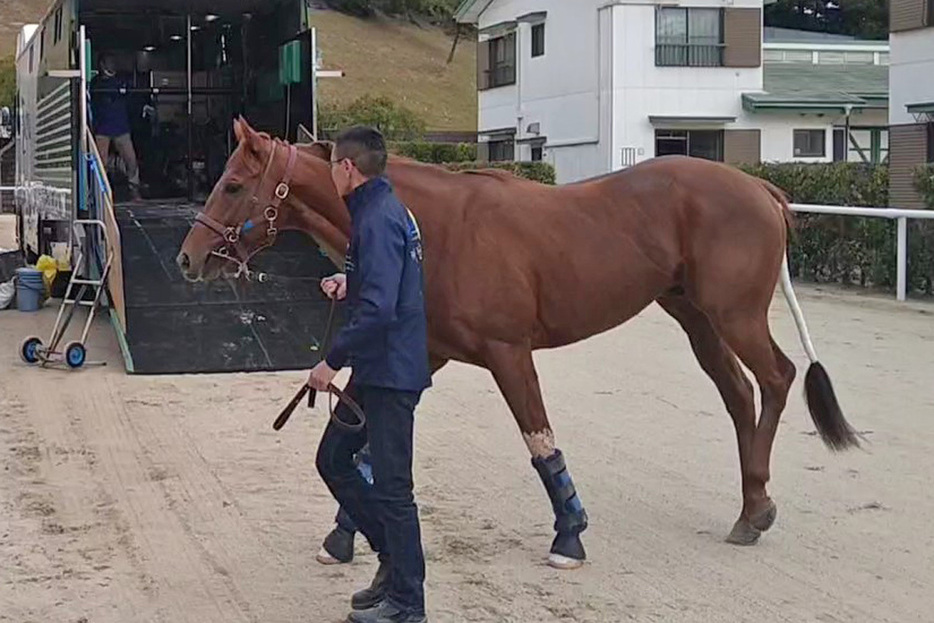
[90,74,131,137]
[325,177,432,393]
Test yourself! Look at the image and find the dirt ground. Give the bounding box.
[0,280,933,622]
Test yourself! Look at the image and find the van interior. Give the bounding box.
[80,0,314,203]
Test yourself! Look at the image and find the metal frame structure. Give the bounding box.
[20,218,114,369]
[790,203,934,302]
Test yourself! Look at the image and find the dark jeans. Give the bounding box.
[335,446,372,533]
[316,383,426,615]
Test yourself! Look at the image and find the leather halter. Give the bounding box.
[194,140,299,282]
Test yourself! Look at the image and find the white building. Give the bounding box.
[888,0,934,208]
[455,0,889,183]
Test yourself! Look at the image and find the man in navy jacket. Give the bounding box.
[309,126,431,623]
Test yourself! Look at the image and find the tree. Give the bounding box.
[319,94,426,140]
[0,55,15,109]
[764,0,889,40]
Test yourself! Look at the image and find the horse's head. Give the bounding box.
[176,117,343,282]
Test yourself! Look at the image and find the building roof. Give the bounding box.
[457,0,779,23]
[744,63,888,113]
[763,27,862,43]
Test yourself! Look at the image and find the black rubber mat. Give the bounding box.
[0,250,24,283]
[115,200,344,375]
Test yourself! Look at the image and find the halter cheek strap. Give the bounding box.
[193,142,299,281]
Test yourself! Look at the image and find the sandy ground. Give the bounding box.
[0,283,933,623]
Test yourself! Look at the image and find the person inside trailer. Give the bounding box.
[90,52,152,201]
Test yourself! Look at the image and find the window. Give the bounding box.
[927,123,934,163]
[531,145,543,161]
[531,23,545,57]
[488,33,516,88]
[655,130,723,161]
[655,7,724,67]
[793,129,826,157]
[53,7,63,44]
[488,138,515,162]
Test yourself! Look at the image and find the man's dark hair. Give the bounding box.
[97,52,114,70]
[334,126,388,178]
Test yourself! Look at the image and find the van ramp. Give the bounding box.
[112,201,341,375]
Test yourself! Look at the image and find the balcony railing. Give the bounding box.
[655,42,725,67]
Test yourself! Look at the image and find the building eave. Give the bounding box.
[906,101,934,114]
[742,93,869,114]
[649,115,737,126]
[454,0,495,24]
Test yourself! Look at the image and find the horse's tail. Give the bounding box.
[759,179,795,235]
[765,182,861,452]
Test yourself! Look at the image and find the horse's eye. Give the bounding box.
[225,182,243,194]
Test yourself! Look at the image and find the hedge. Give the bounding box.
[740,162,933,296]
[389,141,477,164]
[917,164,934,208]
[442,161,557,185]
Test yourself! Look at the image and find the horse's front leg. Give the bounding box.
[483,340,588,570]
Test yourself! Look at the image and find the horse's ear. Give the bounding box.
[233,116,263,155]
[307,141,334,162]
[233,117,246,143]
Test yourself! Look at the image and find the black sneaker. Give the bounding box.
[317,526,355,565]
[347,600,426,623]
[351,557,391,610]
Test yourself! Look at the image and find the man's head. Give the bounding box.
[98,53,116,77]
[330,126,387,197]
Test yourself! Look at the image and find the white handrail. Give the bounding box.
[789,203,934,302]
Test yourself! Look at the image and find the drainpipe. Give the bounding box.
[844,104,852,162]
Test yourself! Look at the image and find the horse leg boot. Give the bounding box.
[484,341,589,570]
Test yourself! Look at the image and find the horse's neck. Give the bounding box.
[286,164,352,269]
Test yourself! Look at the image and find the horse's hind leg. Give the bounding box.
[658,296,765,544]
[708,309,796,543]
[483,340,588,570]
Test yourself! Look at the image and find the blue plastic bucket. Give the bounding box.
[15,268,45,312]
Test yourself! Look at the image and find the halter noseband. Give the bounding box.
[194,141,299,282]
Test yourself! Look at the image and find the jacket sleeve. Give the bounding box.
[325,210,406,370]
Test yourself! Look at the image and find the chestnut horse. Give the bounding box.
[177,118,859,570]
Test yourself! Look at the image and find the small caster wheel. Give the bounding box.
[20,336,44,365]
[64,342,87,369]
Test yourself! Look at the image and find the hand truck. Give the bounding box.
[19,219,113,370]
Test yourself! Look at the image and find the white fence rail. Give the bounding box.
[790,203,934,302]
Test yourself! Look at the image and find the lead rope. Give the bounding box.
[272,293,366,434]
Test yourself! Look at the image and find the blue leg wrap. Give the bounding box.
[532,449,589,536]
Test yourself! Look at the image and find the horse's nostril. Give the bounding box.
[177,252,191,271]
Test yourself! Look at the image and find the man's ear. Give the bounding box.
[307,140,334,162]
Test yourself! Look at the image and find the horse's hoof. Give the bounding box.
[750,500,778,533]
[725,518,761,546]
[548,552,584,570]
[549,532,586,569]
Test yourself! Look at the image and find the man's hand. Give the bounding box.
[321,273,347,300]
[308,360,339,391]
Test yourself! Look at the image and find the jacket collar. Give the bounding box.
[346,176,391,213]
